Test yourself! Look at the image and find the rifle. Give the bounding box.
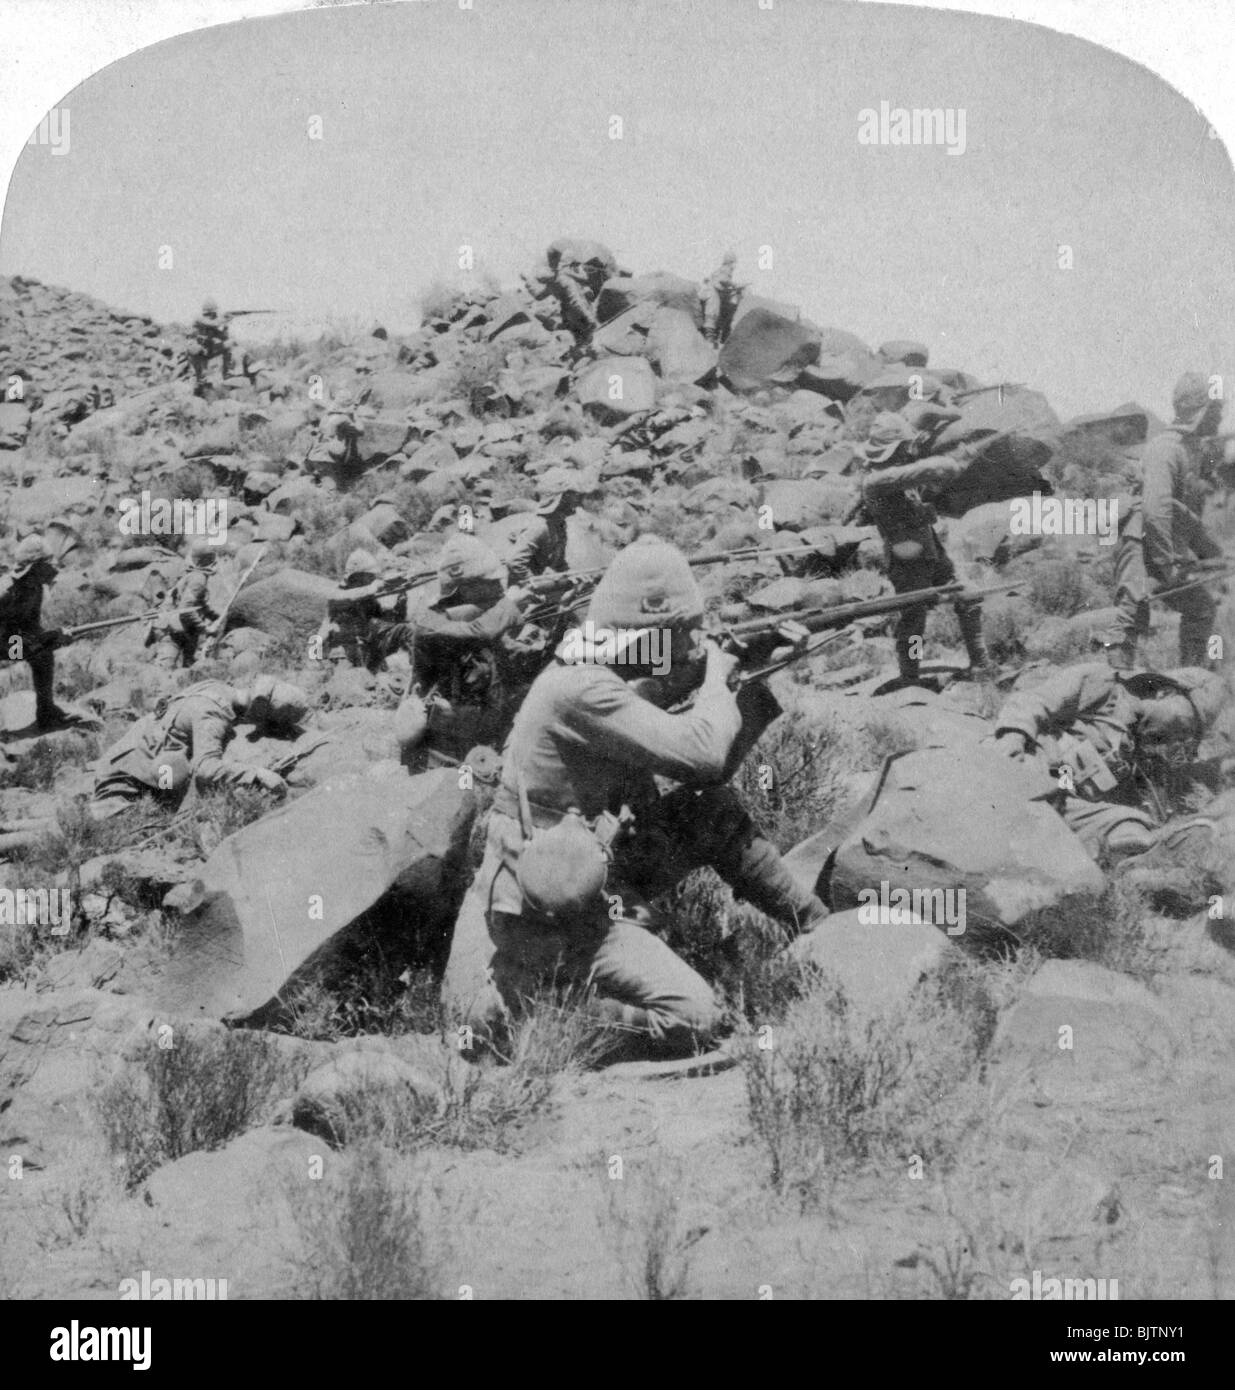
[204,545,267,657]
[1150,561,1235,604]
[715,579,1021,665]
[518,540,852,625]
[220,309,280,323]
[26,606,206,653]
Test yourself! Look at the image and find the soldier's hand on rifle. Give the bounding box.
[702,638,742,690]
[42,628,72,651]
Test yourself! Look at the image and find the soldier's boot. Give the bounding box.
[956,603,993,675]
[725,834,829,938]
[29,651,69,730]
[894,634,921,684]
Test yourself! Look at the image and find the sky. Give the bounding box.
[2,0,1234,422]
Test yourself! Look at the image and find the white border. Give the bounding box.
[2,0,1233,238]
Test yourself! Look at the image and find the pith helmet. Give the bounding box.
[12,534,53,576]
[436,534,505,598]
[1164,667,1226,733]
[245,676,309,730]
[862,411,918,464]
[535,465,591,514]
[344,548,380,581]
[201,298,219,318]
[186,537,222,567]
[587,535,703,630]
[1172,373,1219,433]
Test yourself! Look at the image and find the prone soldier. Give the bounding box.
[91,675,309,817]
[992,662,1227,867]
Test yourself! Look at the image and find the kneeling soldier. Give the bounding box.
[441,535,828,1060]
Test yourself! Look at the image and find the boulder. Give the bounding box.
[292,1048,443,1146]
[989,960,1183,1105]
[577,356,657,422]
[155,767,475,1022]
[759,477,855,530]
[226,567,339,642]
[785,906,954,1018]
[827,743,1106,942]
[646,307,716,384]
[719,304,821,392]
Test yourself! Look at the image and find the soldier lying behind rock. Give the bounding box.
[991,662,1228,868]
[91,675,309,818]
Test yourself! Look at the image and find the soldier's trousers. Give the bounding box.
[0,641,58,725]
[1111,534,1216,667]
[442,786,820,1057]
[888,542,985,676]
[1060,794,1156,863]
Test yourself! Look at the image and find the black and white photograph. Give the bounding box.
[0,0,1233,1329]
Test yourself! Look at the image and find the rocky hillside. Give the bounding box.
[0,247,1232,1301]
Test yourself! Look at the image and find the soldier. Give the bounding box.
[148,538,221,669]
[483,467,595,585]
[441,536,829,1060]
[545,256,600,348]
[91,675,309,818]
[1102,373,1227,670]
[187,299,231,392]
[699,250,745,346]
[857,411,991,682]
[993,662,1226,867]
[395,534,532,770]
[0,535,76,730]
[317,549,408,671]
[304,390,365,487]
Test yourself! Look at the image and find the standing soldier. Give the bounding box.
[187,299,232,392]
[547,257,600,348]
[1102,373,1226,670]
[699,250,745,346]
[441,536,828,1060]
[304,389,365,488]
[148,538,221,669]
[0,535,75,730]
[856,411,991,682]
[395,534,531,770]
[91,676,308,817]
